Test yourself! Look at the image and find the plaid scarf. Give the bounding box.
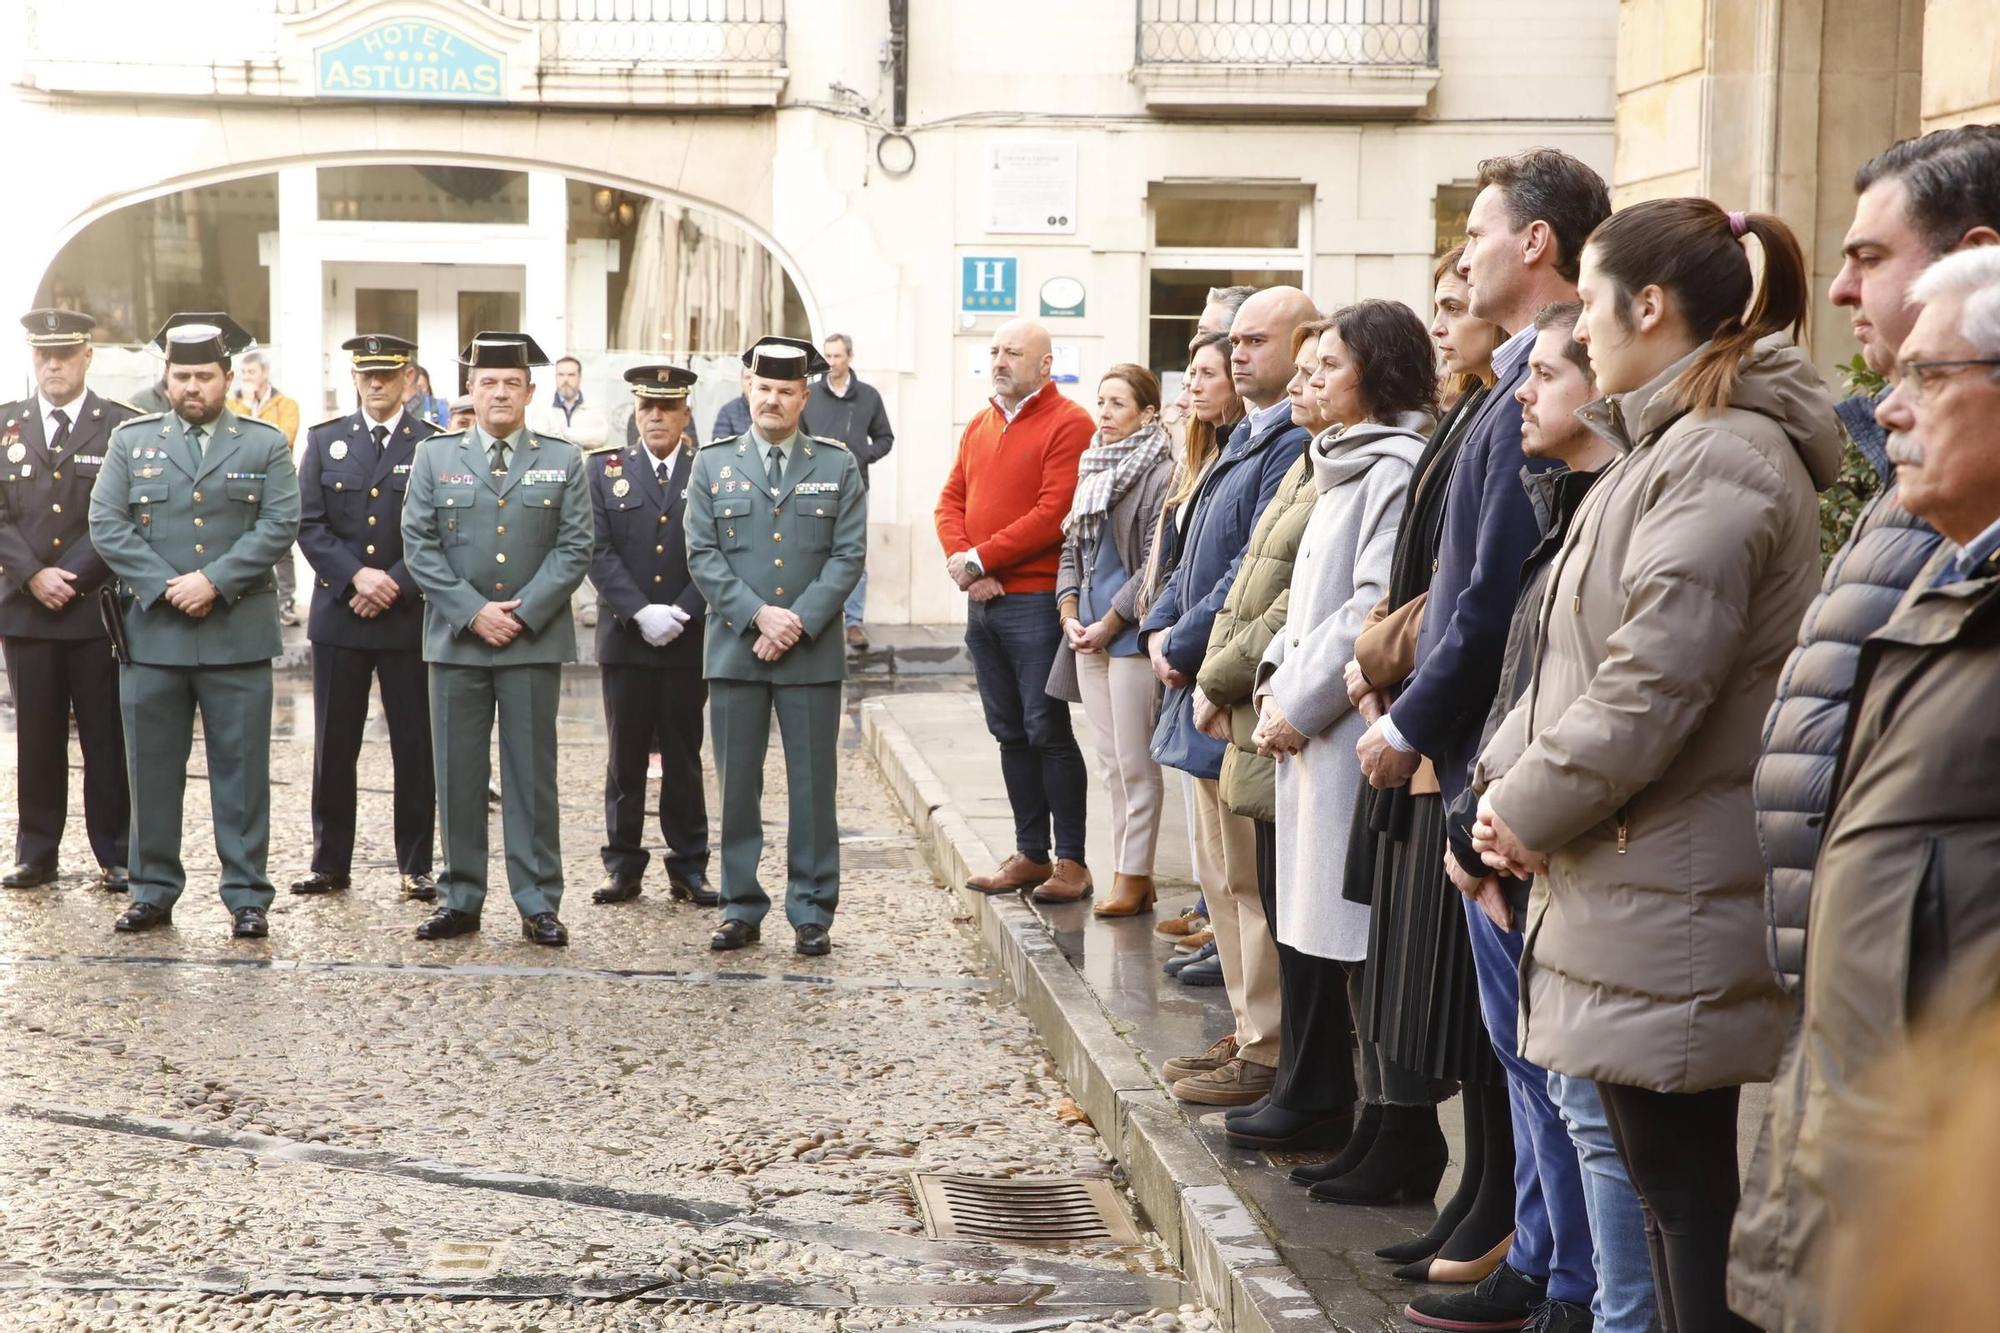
[1062,418,1170,545]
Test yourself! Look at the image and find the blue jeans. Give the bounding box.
[1466,899,1596,1307]
[965,591,1088,862]
[1549,1071,1660,1332]
[844,569,868,628]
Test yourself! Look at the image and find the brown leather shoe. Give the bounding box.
[966,852,1053,895]
[1030,858,1093,903]
[1094,873,1156,917]
[1176,927,1214,952]
[1153,906,1205,940]
[1161,1033,1236,1082]
[1172,1057,1276,1106]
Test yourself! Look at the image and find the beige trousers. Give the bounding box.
[1074,651,1164,876]
[1188,775,1281,1067]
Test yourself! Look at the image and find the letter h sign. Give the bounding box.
[959,256,1018,314]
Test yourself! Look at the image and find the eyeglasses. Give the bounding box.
[1888,357,2000,406]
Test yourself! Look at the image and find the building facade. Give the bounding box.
[2,0,1618,624]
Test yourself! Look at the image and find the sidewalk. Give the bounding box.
[865,690,1464,1333]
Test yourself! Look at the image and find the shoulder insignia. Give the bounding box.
[580,442,622,456]
[809,434,849,451]
[107,399,141,415]
[703,434,742,449]
[427,429,468,441]
[312,412,348,428]
[115,412,164,427]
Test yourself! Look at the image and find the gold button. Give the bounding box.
[658,515,668,524]
[51,537,62,547]
[50,502,60,513]
[248,494,256,501]
[496,525,506,535]
[497,498,506,508]
[774,586,784,596]
[370,487,379,498]
[365,544,376,555]
[772,508,781,517]
[815,508,826,516]
[543,498,552,506]
[495,552,507,564]
[725,528,735,538]
[193,517,204,527]
[774,557,783,568]
[445,498,454,506]
[51,471,60,480]
[193,491,203,501]
[773,532,782,542]
[333,483,342,492]
[653,575,663,584]
[655,544,665,553]
[193,543,203,553]
[495,582,507,592]
[367,515,377,526]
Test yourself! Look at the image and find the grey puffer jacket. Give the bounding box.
[1752,393,1943,993]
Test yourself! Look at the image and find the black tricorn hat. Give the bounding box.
[150,312,256,366]
[458,331,551,370]
[624,363,698,402]
[741,335,827,381]
[342,333,417,370]
[21,308,95,348]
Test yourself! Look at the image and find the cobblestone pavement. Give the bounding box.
[0,675,1216,1332]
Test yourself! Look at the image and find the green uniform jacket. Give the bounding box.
[87,408,300,666]
[685,431,865,684]
[400,425,593,666]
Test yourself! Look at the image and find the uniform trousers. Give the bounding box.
[431,662,563,919]
[1072,650,1163,876]
[309,642,434,877]
[1187,775,1279,1067]
[121,661,274,911]
[710,678,840,929]
[600,664,709,882]
[3,634,127,871]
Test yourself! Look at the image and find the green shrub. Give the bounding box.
[1820,353,1886,564]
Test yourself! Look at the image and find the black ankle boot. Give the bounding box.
[1375,1082,1500,1262]
[1226,1104,1353,1151]
[1288,1102,1380,1186]
[1308,1103,1448,1206]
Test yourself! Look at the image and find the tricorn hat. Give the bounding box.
[21,308,95,348]
[623,363,698,402]
[458,331,551,370]
[741,335,827,381]
[341,333,417,371]
[150,312,256,366]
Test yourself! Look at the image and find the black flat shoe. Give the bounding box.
[521,912,568,946]
[669,873,720,907]
[710,919,760,951]
[1309,1104,1449,1206]
[795,924,831,957]
[114,901,172,933]
[3,862,57,889]
[290,871,349,895]
[592,875,642,905]
[99,865,131,892]
[1227,1106,1355,1152]
[1291,1102,1382,1186]
[415,907,480,940]
[231,907,269,939]
[401,872,438,902]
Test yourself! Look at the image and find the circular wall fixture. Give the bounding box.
[876,132,916,178]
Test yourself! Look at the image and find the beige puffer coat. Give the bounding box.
[1477,336,1840,1092]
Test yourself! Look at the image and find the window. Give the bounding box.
[1434,184,1478,259]
[1145,185,1310,379]
[317,165,529,224]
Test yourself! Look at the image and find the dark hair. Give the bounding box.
[1476,148,1613,283]
[1531,301,1594,382]
[1291,316,1336,356]
[1434,244,1466,285]
[1584,197,1809,412]
[1854,124,2000,257]
[1168,332,1239,510]
[1329,299,1440,420]
[556,355,581,371]
[1098,362,1162,414]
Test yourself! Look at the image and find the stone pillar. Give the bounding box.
[1921,0,2000,129]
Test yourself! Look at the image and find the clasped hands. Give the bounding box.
[1251,694,1306,760]
[470,599,525,647]
[1471,792,1548,880]
[1062,615,1115,655]
[633,602,692,647]
[946,551,1003,603]
[27,566,79,610]
[348,567,401,619]
[752,603,804,662]
[163,570,219,618]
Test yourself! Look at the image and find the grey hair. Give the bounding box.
[824,333,853,353]
[1911,246,2000,357]
[1204,285,1256,329]
[238,348,268,369]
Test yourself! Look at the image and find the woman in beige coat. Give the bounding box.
[1472,199,1840,1332]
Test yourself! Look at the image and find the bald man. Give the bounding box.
[935,319,1097,902]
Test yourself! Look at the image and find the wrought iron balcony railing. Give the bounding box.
[273,0,787,67]
[1136,0,1436,69]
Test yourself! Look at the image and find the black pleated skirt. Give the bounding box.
[1349,788,1502,1087]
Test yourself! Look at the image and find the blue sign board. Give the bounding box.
[960,256,1018,315]
[318,20,506,102]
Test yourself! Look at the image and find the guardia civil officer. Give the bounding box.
[87,316,301,937]
[0,309,137,890]
[401,332,592,947]
[291,334,439,902]
[588,364,714,908]
[685,337,865,957]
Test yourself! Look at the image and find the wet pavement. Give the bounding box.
[0,670,1219,1332]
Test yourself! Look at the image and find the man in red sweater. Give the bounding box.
[935,319,1096,902]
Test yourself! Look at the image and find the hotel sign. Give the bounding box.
[317,20,506,102]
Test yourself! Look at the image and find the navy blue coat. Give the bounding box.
[1390,351,1544,803]
[1753,393,1943,992]
[1141,412,1310,778]
[586,440,706,671]
[297,409,437,651]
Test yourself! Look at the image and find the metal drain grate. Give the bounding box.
[911,1173,1139,1247]
[423,1240,509,1279]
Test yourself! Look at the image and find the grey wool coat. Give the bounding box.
[1257,416,1426,960]
[1047,452,1174,703]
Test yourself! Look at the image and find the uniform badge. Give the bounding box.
[330,442,348,461]
[710,483,719,494]
[5,443,22,463]
[720,466,733,479]
[612,478,630,497]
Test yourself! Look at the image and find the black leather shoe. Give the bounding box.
[1404,1263,1550,1330]
[3,862,57,889]
[99,865,130,892]
[231,907,269,939]
[521,912,568,946]
[1226,1106,1354,1152]
[592,875,642,905]
[710,919,761,951]
[668,872,720,907]
[415,907,480,940]
[794,924,831,957]
[290,871,349,895]
[114,901,172,933]
[401,872,438,902]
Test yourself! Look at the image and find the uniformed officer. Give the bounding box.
[291,334,439,902]
[588,364,714,908]
[0,309,138,890]
[87,315,301,937]
[401,332,592,947]
[685,337,866,957]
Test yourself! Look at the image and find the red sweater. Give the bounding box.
[934,384,1094,594]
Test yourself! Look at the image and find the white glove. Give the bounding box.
[666,604,692,625]
[633,604,681,646]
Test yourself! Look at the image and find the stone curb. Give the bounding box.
[861,699,1337,1333]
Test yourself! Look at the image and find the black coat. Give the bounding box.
[0,390,138,640]
[297,409,437,651]
[587,441,706,670]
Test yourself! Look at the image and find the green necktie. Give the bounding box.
[490,437,511,477]
[766,443,785,492]
[186,425,205,470]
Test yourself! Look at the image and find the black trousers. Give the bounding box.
[309,643,434,876]
[600,664,709,882]
[3,634,127,870]
[1259,816,1363,1113]
[1597,1081,1754,1333]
